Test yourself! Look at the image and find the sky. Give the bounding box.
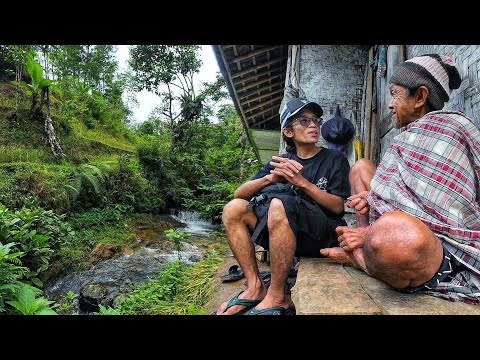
[116,45,225,124]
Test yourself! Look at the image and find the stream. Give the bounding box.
[43,210,220,314]
[169,209,219,236]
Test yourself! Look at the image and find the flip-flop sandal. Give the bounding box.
[245,305,296,315]
[221,264,245,283]
[211,290,261,315]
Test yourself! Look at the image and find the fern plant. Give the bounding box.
[66,163,112,208]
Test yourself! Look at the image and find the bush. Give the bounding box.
[0,204,74,286]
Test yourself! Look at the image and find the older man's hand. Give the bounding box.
[346,190,370,215]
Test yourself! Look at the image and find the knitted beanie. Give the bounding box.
[389,54,462,110]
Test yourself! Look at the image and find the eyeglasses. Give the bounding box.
[293,116,322,127]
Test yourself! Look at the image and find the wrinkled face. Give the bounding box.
[283,108,320,144]
[388,84,418,129]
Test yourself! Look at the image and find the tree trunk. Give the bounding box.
[43,88,65,158]
[45,114,64,158]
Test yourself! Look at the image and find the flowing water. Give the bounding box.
[169,209,220,236]
[44,210,219,314]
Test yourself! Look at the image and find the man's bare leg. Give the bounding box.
[322,211,444,285]
[216,198,267,315]
[253,198,292,311]
[349,158,376,227]
[362,211,444,288]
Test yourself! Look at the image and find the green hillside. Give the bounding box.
[0,45,259,315]
[0,82,137,212]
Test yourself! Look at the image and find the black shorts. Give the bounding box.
[400,246,461,293]
[252,195,346,257]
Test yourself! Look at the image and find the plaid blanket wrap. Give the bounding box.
[367,110,480,304]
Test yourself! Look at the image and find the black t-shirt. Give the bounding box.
[251,147,351,217]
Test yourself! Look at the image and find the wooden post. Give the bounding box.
[369,111,377,162]
[364,47,374,160]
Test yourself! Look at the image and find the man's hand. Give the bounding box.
[269,156,306,187]
[335,225,369,251]
[346,190,370,215]
[263,173,283,184]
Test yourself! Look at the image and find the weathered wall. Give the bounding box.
[375,45,404,161]
[298,45,369,165]
[379,45,480,160]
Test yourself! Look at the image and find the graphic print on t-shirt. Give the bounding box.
[315,177,328,191]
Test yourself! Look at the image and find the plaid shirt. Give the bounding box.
[367,111,480,304]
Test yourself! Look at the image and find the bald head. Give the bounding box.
[363,211,443,289]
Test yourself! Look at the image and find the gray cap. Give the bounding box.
[280,98,323,128]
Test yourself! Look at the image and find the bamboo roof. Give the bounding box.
[213,45,289,131]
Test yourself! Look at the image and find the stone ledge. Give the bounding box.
[291,257,480,315]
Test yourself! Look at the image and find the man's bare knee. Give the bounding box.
[267,198,288,227]
[364,211,443,288]
[222,198,249,225]
[350,158,374,175]
[349,158,375,186]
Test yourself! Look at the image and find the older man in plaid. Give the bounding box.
[322,54,480,304]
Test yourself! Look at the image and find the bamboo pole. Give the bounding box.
[364,47,374,160]
[369,111,377,161]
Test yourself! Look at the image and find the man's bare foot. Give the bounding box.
[320,247,353,265]
[216,287,267,315]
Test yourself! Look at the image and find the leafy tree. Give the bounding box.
[37,45,54,80]
[15,54,64,157]
[45,45,130,132]
[129,45,227,146]
[0,45,36,83]
[49,45,118,93]
[19,54,56,114]
[179,104,258,218]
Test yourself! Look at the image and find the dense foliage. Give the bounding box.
[0,44,260,315]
